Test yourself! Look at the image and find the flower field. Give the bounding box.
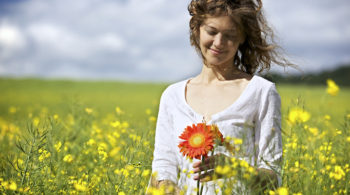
[0,78,349,194]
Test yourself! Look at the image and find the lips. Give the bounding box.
[209,48,224,55]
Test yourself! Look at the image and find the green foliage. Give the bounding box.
[263,64,350,86]
[0,78,349,194]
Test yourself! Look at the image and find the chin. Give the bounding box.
[206,58,231,67]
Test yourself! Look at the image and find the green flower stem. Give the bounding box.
[197,162,200,195]
[200,156,205,195]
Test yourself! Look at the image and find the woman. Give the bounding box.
[149,0,291,194]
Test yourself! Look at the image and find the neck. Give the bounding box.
[196,63,242,84]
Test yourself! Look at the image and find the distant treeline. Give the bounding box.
[262,64,350,86]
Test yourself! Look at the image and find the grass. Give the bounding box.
[0,78,349,194]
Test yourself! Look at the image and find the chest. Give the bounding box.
[185,83,247,120]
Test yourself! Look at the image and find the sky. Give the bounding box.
[0,0,349,82]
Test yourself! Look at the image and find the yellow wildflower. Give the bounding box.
[125,164,134,171]
[142,169,151,177]
[145,109,152,115]
[74,182,88,192]
[215,165,231,175]
[54,141,62,152]
[121,121,129,128]
[17,159,23,165]
[86,139,96,146]
[115,107,124,115]
[38,150,51,162]
[111,120,121,128]
[85,108,93,114]
[146,187,165,195]
[347,136,350,143]
[1,180,8,188]
[308,127,319,136]
[98,146,108,161]
[9,181,17,191]
[239,160,249,168]
[288,107,310,124]
[278,187,289,195]
[114,169,122,175]
[99,142,108,150]
[233,138,243,145]
[63,154,73,163]
[149,116,156,122]
[143,141,150,147]
[122,169,129,177]
[33,117,40,127]
[110,147,121,157]
[269,187,289,195]
[330,154,337,164]
[324,115,331,120]
[326,79,339,96]
[329,165,345,180]
[9,106,17,114]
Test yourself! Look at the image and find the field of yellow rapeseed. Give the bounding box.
[0,78,349,194]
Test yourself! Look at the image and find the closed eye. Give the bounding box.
[225,34,238,40]
[207,30,217,36]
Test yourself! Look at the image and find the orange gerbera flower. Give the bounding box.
[178,123,222,160]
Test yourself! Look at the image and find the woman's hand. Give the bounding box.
[147,176,180,195]
[192,154,279,191]
[192,153,229,182]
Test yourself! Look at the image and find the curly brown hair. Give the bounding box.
[188,0,292,74]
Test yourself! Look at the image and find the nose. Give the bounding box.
[213,33,224,49]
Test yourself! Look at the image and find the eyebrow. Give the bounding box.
[204,25,237,34]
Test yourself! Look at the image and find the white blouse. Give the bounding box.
[151,75,282,194]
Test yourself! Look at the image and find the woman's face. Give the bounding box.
[198,15,243,67]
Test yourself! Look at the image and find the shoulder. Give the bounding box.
[251,75,278,94]
[252,76,281,117]
[159,79,188,102]
[250,75,280,102]
[252,75,275,89]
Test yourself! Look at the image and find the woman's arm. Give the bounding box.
[147,88,180,194]
[254,83,283,187]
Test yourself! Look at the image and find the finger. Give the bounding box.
[193,163,213,173]
[193,154,223,173]
[192,161,201,168]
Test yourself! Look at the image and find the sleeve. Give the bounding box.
[151,89,179,184]
[254,84,283,181]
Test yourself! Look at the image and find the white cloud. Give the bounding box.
[0,0,349,81]
[27,23,88,59]
[96,33,125,51]
[0,22,26,59]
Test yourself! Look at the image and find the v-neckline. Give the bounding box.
[182,75,256,123]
